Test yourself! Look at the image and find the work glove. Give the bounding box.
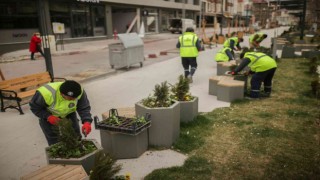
[47,115,60,125]
[231,71,237,76]
[82,122,92,136]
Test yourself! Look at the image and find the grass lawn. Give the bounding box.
[145,58,320,179]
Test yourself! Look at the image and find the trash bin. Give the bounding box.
[109,33,144,69]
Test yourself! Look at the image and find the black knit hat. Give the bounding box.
[60,80,81,98]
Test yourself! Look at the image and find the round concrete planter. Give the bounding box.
[179,96,199,123]
[135,100,180,148]
[45,139,103,175]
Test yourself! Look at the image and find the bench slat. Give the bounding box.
[17,89,37,99]
[0,72,51,91]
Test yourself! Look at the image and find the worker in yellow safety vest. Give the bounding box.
[223,36,243,53]
[231,48,277,99]
[176,27,202,83]
[30,80,93,145]
[249,33,268,49]
[214,47,234,62]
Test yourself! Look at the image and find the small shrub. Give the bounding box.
[47,119,97,158]
[89,151,121,180]
[170,75,194,101]
[142,81,174,108]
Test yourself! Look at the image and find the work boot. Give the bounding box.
[188,75,193,83]
[245,96,259,100]
[260,92,271,98]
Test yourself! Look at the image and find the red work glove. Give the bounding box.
[82,122,91,136]
[231,71,237,75]
[47,115,60,125]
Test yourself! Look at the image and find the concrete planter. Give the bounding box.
[281,46,296,58]
[179,96,199,123]
[94,111,151,159]
[46,139,103,175]
[99,129,148,159]
[135,100,180,148]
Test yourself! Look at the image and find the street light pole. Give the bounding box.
[300,0,307,40]
[198,0,202,34]
[38,0,54,78]
[220,0,224,35]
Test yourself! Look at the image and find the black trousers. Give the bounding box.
[181,57,197,78]
[31,45,45,59]
[250,68,277,98]
[39,112,81,145]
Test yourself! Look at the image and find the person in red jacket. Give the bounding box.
[29,32,45,60]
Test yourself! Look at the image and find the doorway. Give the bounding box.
[71,4,92,37]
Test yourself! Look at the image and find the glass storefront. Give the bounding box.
[49,1,106,38]
[0,0,38,29]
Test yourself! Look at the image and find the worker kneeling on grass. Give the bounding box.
[29,80,93,145]
[214,47,234,62]
[230,48,277,99]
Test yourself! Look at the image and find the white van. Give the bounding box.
[168,18,197,34]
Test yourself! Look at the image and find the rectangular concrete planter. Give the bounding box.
[99,129,148,159]
[135,100,180,148]
[281,46,296,58]
[94,111,151,159]
[179,96,198,123]
[46,139,103,175]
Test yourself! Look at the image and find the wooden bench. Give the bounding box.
[21,164,88,180]
[0,72,64,115]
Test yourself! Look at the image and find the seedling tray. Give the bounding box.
[94,115,151,135]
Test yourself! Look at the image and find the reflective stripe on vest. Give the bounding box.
[224,37,238,48]
[38,82,81,118]
[215,47,231,62]
[179,33,199,57]
[250,33,264,43]
[245,52,277,72]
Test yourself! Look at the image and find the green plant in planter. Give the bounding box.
[171,75,194,101]
[142,81,173,108]
[47,119,97,158]
[89,150,121,180]
[130,115,147,125]
[108,114,121,125]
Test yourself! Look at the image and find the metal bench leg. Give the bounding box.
[16,100,24,115]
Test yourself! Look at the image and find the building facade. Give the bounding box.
[0,0,200,54]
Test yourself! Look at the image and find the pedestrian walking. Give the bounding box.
[230,48,277,99]
[249,33,268,49]
[214,47,234,62]
[29,32,45,60]
[29,80,93,145]
[176,27,201,83]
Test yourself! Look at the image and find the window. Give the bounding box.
[49,2,71,27]
[92,5,105,27]
[0,1,38,29]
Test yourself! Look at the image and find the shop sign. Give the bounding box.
[77,0,100,3]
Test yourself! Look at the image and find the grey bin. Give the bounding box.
[109,33,144,69]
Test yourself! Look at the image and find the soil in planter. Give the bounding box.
[47,119,97,159]
[47,140,97,159]
[95,115,151,135]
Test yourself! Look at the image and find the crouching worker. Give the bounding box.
[231,48,277,99]
[30,80,93,145]
[214,47,234,62]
